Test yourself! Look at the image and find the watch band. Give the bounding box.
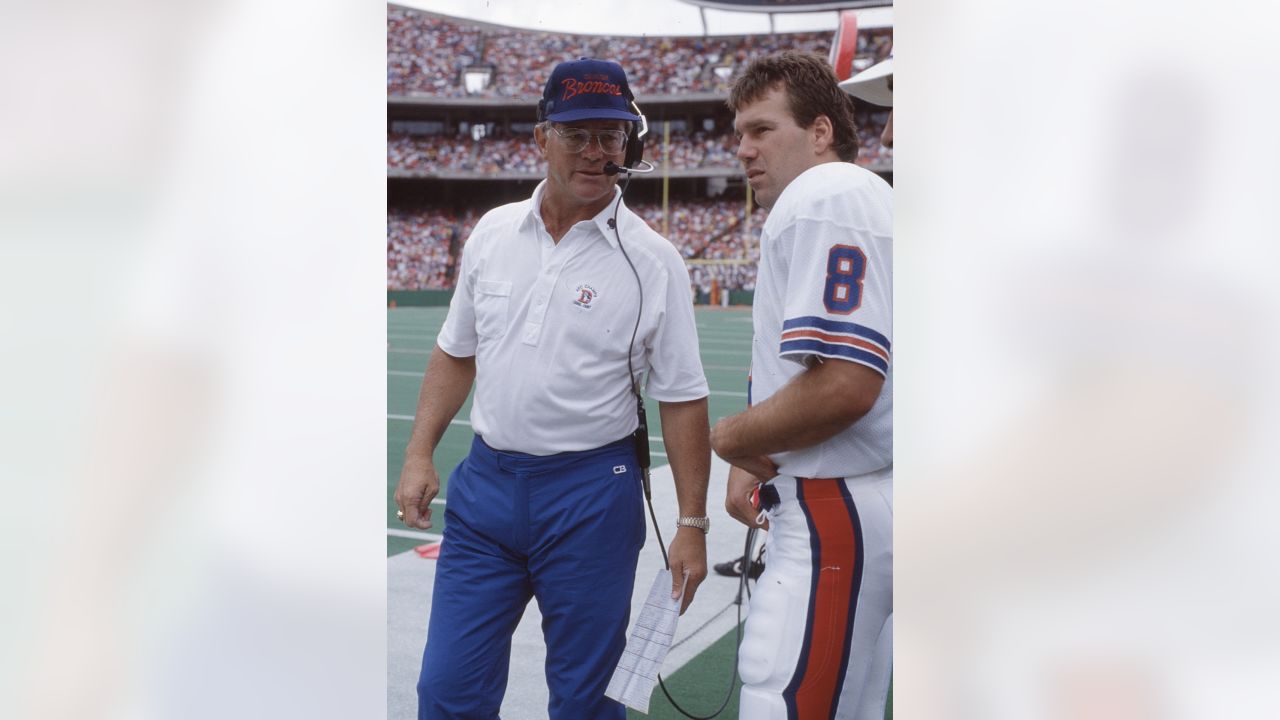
[676,516,710,534]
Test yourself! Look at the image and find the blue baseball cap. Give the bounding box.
[538,58,641,123]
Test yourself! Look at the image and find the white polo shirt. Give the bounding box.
[437,181,709,455]
[751,161,893,478]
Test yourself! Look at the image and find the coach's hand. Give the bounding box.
[668,528,707,615]
[395,454,440,530]
[726,464,774,530]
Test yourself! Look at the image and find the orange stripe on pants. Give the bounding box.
[789,479,860,720]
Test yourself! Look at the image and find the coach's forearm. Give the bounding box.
[658,397,710,517]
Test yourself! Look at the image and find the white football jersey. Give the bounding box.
[750,161,892,478]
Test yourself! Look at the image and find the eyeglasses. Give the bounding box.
[548,125,628,154]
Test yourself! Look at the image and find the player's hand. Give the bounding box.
[394,454,440,530]
[726,464,774,530]
[667,528,707,615]
[710,414,779,476]
[732,454,779,485]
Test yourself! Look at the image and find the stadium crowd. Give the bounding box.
[388,130,741,174]
[688,262,758,300]
[633,200,766,261]
[388,201,765,293]
[387,6,892,98]
[388,132,546,174]
[387,207,481,290]
[387,11,483,98]
[634,200,767,299]
[388,116,890,174]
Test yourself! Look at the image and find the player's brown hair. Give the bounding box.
[727,51,860,163]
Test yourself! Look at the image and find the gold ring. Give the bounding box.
[396,509,405,520]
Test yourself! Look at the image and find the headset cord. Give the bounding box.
[611,177,666,566]
[610,177,745,719]
[650,526,756,720]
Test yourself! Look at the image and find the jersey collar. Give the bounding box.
[524,180,624,249]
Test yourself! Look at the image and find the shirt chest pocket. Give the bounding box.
[474,279,512,339]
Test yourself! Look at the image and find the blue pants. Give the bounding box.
[418,436,645,720]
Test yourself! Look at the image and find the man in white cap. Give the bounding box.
[840,52,893,148]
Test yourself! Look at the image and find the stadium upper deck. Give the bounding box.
[387,5,892,99]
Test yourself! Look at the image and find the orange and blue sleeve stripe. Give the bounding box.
[779,316,890,376]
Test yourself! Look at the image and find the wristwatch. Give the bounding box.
[676,516,711,534]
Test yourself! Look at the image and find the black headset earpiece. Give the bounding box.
[623,124,644,169]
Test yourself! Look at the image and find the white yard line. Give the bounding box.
[387,528,442,541]
[387,415,471,427]
[693,337,753,345]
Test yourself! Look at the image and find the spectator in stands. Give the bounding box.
[387,207,479,290]
[389,201,766,293]
[388,122,886,175]
[386,6,888,98]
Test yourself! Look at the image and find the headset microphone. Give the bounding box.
[604,160,656,176]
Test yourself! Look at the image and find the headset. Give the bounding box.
[609,101,654,175]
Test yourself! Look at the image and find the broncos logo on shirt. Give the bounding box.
[573,284,598,309]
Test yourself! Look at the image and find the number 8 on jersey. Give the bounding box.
[823,244,867,314]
